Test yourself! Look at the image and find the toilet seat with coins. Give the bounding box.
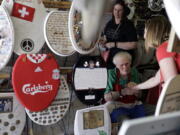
[25,75,70,125]
[68,2,97,54]
[0,92,26,135]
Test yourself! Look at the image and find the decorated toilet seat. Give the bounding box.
[1,0,47,55]
[74,105,111,135]
[155,75,180,115]
[25,75,70,125]
[73,56,107,105]
[0,6,14,71]
[44,11,75,56]
[12,54,60,112]
[148,0,164,12]
[68,2,97,54]
[0,92,26,135]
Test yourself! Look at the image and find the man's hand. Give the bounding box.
[121,87,138,96]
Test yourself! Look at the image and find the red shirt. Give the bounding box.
[156,42,180,81]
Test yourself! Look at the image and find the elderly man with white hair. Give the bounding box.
[104,52,145,124]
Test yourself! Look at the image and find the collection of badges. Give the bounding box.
[0,0,166,134]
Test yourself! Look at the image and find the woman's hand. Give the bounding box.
[105,42,115,49]
[121,87,137,96]
[121,82,139,96]
[98,36,107,45]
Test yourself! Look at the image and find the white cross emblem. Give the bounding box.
[18,7,29,18]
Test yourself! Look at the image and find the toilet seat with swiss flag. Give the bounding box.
[12,54,60,112]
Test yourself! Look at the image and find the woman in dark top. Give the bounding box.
[102,0,138,69]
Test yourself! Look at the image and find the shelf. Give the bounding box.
[0,0,72,9]
[0,73,10,79]
[43,1,71,9]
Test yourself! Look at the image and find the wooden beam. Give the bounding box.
[167,27,180,53]
[0,0,72,9]
[0,73,10,79]
[60,67,73,74]
[42,1,71,9]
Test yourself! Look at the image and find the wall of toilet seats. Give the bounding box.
[0,0,169,135]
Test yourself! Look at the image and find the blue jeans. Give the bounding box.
[110,104,145,123]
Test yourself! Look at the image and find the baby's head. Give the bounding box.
[113,52,132,76]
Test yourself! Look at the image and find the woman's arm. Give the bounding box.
[116,41,137,50]
[159,57,178,81]
[121,70,161,95]
[132,70,161,90]
[105,41,137,50]
[126,57,178,94]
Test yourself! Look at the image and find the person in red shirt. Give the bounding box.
[124,16,173,94]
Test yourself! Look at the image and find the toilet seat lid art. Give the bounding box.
[0,92,26,135]
[1,0,47,55]
[73,56,107,105]
[25,75,70,125]
[0,6,14,71]
[44,11,75,56]
[12,54,60,112]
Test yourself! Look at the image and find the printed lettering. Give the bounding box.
[22,81,53,95]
